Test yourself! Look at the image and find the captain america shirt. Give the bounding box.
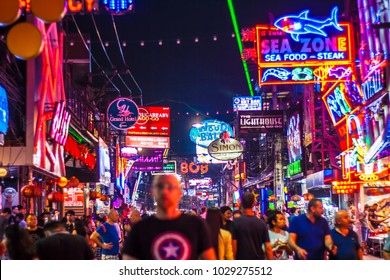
[123,214,212,260]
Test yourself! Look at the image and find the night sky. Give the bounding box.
[71,0,344,155]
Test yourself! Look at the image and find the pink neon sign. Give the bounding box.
[50,101,71,146]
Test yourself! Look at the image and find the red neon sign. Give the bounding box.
[67,0,94,13]
[127,106,170,137]
[50,101,71,146]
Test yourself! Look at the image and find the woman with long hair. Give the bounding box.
[4,224,36,260]
[206,208,234,260]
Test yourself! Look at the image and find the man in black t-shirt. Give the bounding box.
[232,192,273,260]
[26,214,45,242]
[123,174,216,260]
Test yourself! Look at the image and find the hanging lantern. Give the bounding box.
[47,192,64,203]
[57,177,68,187]
[268,195,276,201]
[100,194,109,202]
[32,186,42,197]
[89,191,101,200]
[21,185,35,197]
[68,176,80,188]
[291,194,301,202]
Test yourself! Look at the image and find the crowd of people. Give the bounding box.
[0,174,389,260]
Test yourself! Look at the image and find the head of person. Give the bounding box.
[335,210,351,229]
[307,198,324,219]
[152,174,182,210]
[108,209,119,223]
[191,208,198,215]
[205,208,223,256]
[26,214,38,228]
[241,192,255,210]
[290,207,297,215]
[4,224,35,260]
[16,213,24,222]
[220,206,232,222]
[130,209,141,224]
[43,221,66,236]
[372,203,378,210]
[349,205,356,215]
[2,207,11,218]
[267,210,286,230]
[186,210,197,216]
[12,205,19,215]
[232,210,242,219]
[66,210,75,223]
[95,216,105,228]
[364,204,369,211]
[201,206,207,214]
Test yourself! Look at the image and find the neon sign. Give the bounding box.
[361,62,386,102]
[180,162,209,175]
[0,86,9,135]
[189,120,234,148]
[292,67,313,81]
[286,160,302,178]
[49,101,71,146]
[102,0,134,14]
[256,23,352,67]
[287,113,302,163]
[67,0,94,13]
[274,7,342,42]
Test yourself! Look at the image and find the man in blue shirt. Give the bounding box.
[288,198,337,260]
[90,209,120,260]
[329,210,362,260]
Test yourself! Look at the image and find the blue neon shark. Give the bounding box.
[274,7,343,42]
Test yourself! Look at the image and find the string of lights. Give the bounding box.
[90,13,133,96]
[71,15,120,93]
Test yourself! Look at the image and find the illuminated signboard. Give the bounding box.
[208,138,244,161]
[238,110,283,134]
[107,98,139,130]
[102,0,134,14]
[361,61,386,102]
[189,119,234,148]
[233,96,262,111]
[259,65,353,86]
[256,13,353,69]
[99,138,111,186]
[67,0,95,13]
[287,112,302,163]
[152,161,177,175]
[126,136,170,149]
[0,85,9,135]
[131,149,164,171]
[196,145,226,164]
[127,106,170,137]
[286,160,302,178]
[49,101,71,146]
[180,162,208,175]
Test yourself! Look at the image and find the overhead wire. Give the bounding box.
[110,14,143,103]
[71,14,120,93]
[90,14,132,97]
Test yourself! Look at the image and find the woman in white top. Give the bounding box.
[266,210,293,260]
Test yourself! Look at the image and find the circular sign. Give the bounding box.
[0,167,8,177]
[107,98,139,130]
[31,0,66,23]
[6,22,43,60]
[0,0,21,26]
[208,138,243,161]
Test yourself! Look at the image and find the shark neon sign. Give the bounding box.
[274,7,343,42]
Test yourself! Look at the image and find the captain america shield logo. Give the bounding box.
[151,232,191,260]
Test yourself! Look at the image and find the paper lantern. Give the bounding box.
[68,176,80,188]
[6,22,43,60]
[57,177,68,187]
[89,191,101,200]
[303,193,314,201]
[0,0,21,26]
[100,195,109,202]
[21,185,35,198]
[31,0,66,23]
[32,186,42,197]
[47,192,64,202]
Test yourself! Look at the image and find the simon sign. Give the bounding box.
[107,98,139,130]
[208,138,244,161]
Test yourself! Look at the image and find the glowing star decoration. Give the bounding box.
[291,67,313,81]
[102,0,133,15]
[262,68,291,82]
[274,7,343,42]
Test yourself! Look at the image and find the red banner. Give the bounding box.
[127,106,170,137]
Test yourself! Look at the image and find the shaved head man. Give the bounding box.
[123,174,216,260]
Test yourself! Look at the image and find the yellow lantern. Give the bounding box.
[6,22,43,60]
[57,177,68,188]
[31,0,66,23]
[0,0,21,26]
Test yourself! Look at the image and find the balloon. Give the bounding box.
[0,0,21,26]
[31,0,66,23]
[6,22,43,60]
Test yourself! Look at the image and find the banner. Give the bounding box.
[128,106,170,137]
[238,110,283,133]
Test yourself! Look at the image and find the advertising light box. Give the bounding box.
[233,96,262,111]
[239,111,283,134]
[127,106,170,137]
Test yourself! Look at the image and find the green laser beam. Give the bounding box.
[227,0,254,96]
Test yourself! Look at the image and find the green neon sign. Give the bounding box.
[287,160,302,178]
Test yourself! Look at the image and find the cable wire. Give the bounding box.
[71,15,120,93]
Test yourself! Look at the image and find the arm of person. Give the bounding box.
[90,231,112,250]
[288,233,308,259]
[224,232,234,260]
[324,234,337,255]
[264,242,273,260]
[232,239,237,259]
[199,247,217,260]
[384,251,390,260]
[123,254,138,260]
[357,248,363,260]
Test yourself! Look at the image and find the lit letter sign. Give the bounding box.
[361,64,386,102]
[50,101,71,146]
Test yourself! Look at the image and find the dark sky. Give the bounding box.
[72,0,345,155]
